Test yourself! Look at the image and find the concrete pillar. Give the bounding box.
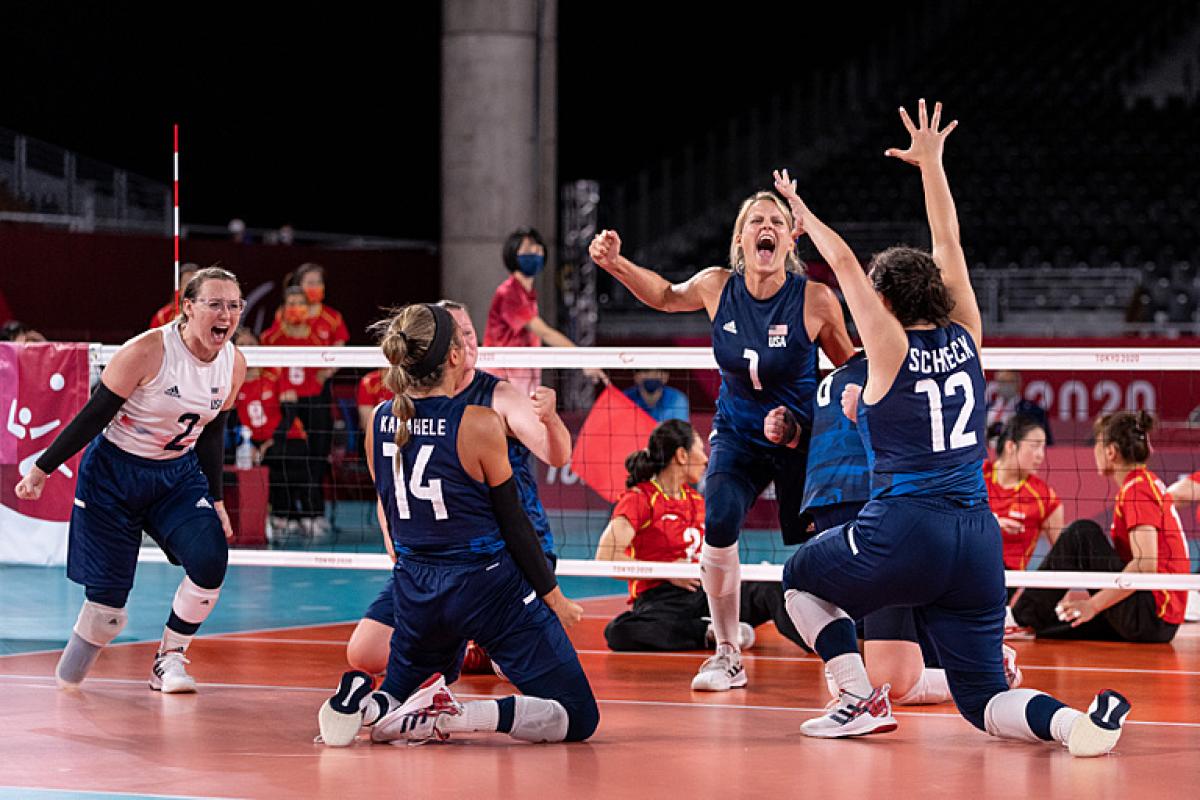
[441,0,557,333]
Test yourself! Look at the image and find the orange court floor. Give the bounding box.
[2,595,1199,800]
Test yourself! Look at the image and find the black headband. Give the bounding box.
[406,303,455,379]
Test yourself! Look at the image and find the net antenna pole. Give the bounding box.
[173,123,181,308]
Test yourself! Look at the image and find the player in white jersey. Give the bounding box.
[15,267,248,693]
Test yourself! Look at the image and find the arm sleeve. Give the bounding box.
[490,476,557,596]
[194,410,230,498]
[34,383,127,474]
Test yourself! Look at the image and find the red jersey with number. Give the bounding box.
[309,304,350,345]
[260,322,324,397]
[984,460,1062,569]
[236,371,283,442]
[1112,467,1190,625]
[357,369,393,408]
[612,480,705,600]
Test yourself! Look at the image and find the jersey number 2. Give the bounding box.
[164,413,201,452]
[382,442,448,520]
[914,374,977,453]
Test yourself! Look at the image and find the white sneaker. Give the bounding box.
[705,622,756,651]
[1004,606,1034,640]
[149,649,197,694]
[1002,644,1023,688]
[317,669,375,747]
[690,648,746,692]
[372,673,464,744]
[1185,591,1200,623]
[1068,689,1131,757]
[800,684,897,738]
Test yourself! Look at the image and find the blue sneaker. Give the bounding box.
[1068,689,1131,757]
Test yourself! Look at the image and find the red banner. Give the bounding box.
[569,386,660,504]
[0,342,90,522]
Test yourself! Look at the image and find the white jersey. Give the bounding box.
[103,322,236,460]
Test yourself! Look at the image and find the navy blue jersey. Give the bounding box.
[858,324,988,501]
[712,271,818,447]
[800,353,871,514]
[459,370,555,554]
[372,396,504,563]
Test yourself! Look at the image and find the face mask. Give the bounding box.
[640,378,664,394]
[516,254,544,277]
[284,306,308,324]
[304,286,325,304]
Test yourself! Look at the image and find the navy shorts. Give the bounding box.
[704,429,809,547]
[67,436,226,593]
[381,551,579,700]
[783,496,1006,675]
[363,552,557,626]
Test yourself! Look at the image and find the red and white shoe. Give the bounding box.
[460,641,493,674]
[1002,644,1023,688]
[371,673,464,745]
[800,684,898,738]
[1004,606,1034,640]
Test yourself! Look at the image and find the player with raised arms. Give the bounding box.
[777,100,1129,756]
[317,303,598,746]
[590,182,854,691]
[15,266,247,694]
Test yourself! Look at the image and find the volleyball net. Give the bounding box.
[89,343,1200,592]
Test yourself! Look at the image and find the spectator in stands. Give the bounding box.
[0,320,47,343]
[596,419,807,652]
[228,218,247,244]
[1009,411,1188,642]
[232,329,305,541]
[984,415,1064,586]
[260,286,329,537]
[149,264,199,329]
[623,369,689,423]
[484,226,606,395]
[985,370,1052,448]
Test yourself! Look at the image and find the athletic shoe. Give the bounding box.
[1004,606,1034,640]
[1002,644,1023,689]
[372,673,464,744]
[705,622,756,651]
[461,641,493,674]
[690,649,746,692]
[1068,689,1131,757]
[149,649,197,694]
[800,684,898,738]
[317,670,375,747]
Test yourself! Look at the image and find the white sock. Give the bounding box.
[160,627,192,654]
[439,700,501,733]
[1050,706,1083,745]
[827,653,872,698]
[894,668,952,705]
[700,543,742,650]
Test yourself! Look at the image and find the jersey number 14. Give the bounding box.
[381,442,448,520]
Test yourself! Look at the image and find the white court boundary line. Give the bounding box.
[1,673,1197,729]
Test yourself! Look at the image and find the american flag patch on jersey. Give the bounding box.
[768,324,788,336]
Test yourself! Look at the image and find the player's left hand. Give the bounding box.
[530,386,558,421]
[214,500,234,541]
[1056,596,1097,628]
[764,405,800,448]
[841,383,862,423]
[14,467,47,501]
[885,98,958,167]
[772,168,809,239]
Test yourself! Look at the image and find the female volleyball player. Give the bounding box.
[985,414,1063,576]
[14,267,247,694]
[778,100,1129,756]
[589,183,854,692]
[318,303,598,747]
[1010,411,1188,642]
[597,419,806,652]
[344,300,571,676]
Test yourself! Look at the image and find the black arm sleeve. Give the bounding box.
[34,383,127,474]
[490,477,558,596]
[194,410,230,498]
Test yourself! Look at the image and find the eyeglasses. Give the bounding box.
[194,298,246,313]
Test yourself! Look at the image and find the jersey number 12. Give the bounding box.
[381,442,448,520]
[914,374,977,453]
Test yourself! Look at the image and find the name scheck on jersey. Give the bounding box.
[103,324,236,460]
[906,333,976,374]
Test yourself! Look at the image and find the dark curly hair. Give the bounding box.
[1093,410,1155,465]
[624,419,696,488]
[868,246,954,327]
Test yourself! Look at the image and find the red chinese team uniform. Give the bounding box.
[611,479,704,599]
[356,369,393,410]
[1112,467,1190,625]
[984,460,1062,569]
[260,323,325,398]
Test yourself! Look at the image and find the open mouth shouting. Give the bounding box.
[755,231,777,264]
[209,324,231,346]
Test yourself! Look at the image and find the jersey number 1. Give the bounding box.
[382,442,448,520]
[914,374,977,453]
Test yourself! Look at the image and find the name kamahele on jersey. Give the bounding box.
[377,414,448,437]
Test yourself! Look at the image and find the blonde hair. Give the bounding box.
[369,304,461,448]
[728,192,802,274]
